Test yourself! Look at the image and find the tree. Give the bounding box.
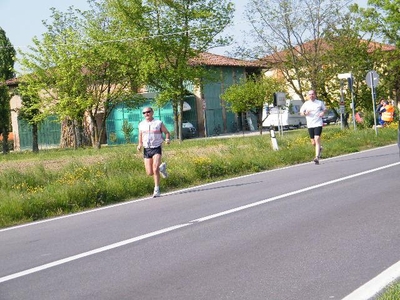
[0,85,11,153]
[353,0,400,107]
[0,27,15,154]
[19,6,95,149]
[221,75,287,133]
[19,1,146,150]
[242,0,353,99]
[239,0,391,127]
[78,1,148,148]
[15,80,45,153]
[319,11,380,119]
[108,0,235,141]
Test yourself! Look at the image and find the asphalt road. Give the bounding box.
[1,145,399,300]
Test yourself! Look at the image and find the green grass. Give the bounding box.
[0,126,398,229]
[377,281,400,299]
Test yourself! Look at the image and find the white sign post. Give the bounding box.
[273,92,286,136]
[365,70,379,135]
[338,73,355,130]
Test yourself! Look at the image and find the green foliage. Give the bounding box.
[221,75,286,129]
[358,110,377,129]
[377,281,400,300]
[18,2,146,149]
[0,126,397,228]
[243,0,351,99]
[107,0,234,140]
[15,83,43,125]
[354,0,400,46]
[0,85,11,146]
[0,27,15,80]
[0,27,16,154]
[109,132,117,143]
[240,0,396,117]
[122,120,134,143]
[221,75,286,113]
[14,81,45,152]
[321,11,379,113]
[352,1,400,104]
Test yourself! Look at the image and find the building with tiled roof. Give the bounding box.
[190,52,266,68]
[5,52,266,150]
[259,39,396,65]
[257,39,397,101]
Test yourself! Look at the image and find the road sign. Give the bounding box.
[338,73,351,80]
[273,92,286,107]
[365,70,379,88]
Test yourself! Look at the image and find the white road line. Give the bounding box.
[0,224,190,284]
[342,260,400,300]
[1,144,395,233]
[1,161,399,285]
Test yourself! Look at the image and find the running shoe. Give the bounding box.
[153,188,160,198]
[159,162,168,178]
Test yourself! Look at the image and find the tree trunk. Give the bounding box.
[173,103,179,141]
[74,120,83,148]
[258,109,263,135]
[95,128,102,150]
[60,119,75,148]
[1,127,9,154]
[71,122,78,150]
[32,123,39,153]
[178,100,183,142]
[89,113,102,150]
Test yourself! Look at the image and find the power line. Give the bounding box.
[1,0,356,51]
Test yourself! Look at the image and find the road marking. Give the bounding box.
[0,224,190,284]
[1,144,396,234]
[342,260,400,300]
[1,161,399,284]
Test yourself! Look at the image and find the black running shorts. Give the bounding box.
[308,126,323,139]
[143,146,162,158]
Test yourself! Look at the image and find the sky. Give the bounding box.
[0,0,247,57]
[1,0,368,72]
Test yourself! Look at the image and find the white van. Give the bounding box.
[262,99,306,129]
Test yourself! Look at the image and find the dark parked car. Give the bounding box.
[323,110,338,125]
[182,121,197,139]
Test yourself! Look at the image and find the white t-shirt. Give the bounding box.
[138,119,164,148]
[300,99,326,128]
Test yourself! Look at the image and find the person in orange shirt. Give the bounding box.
[380,100,394,126]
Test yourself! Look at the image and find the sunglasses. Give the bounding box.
[142,111,152,114]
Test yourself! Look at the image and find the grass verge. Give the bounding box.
[377,281,400,299]
[0,125,398,229]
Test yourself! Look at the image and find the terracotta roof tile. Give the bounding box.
[190,52,265,67]
[5,53,265,85]
[259,39,396,64]
[365,40,396,52]
[5,77,19,86]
